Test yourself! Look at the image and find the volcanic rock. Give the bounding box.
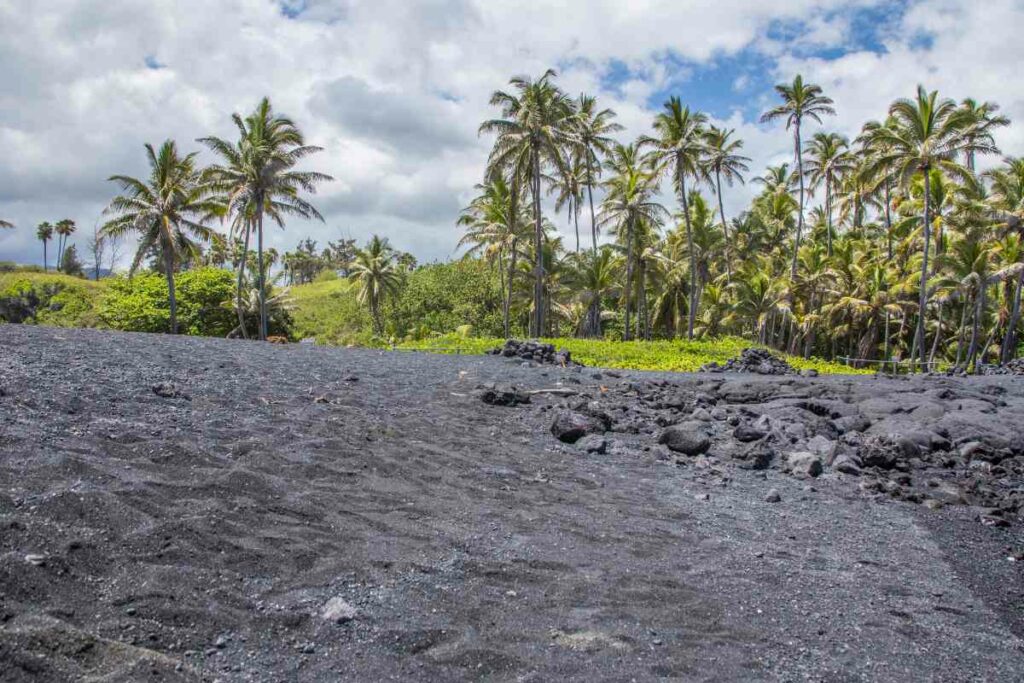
[700,348,796,375]
[488,339,580,367]
[658,424,711,456]
[551,411,606,443]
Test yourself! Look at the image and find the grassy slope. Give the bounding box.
[0,271,109,327]
[396,334,870,375]
[288,276,371,345]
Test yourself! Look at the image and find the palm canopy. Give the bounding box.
[704,125,750,281]
[760,74,836,129]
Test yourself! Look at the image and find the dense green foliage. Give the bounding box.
[0,272,105,327]
[466,71,1023,372]
[97,268,236,336]
[387,259,505,339]
[397,334,868,375]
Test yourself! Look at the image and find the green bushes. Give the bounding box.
[387,259,504,339]
[397,334,870,375]
[0,272,105,327]
[98,268,236,336]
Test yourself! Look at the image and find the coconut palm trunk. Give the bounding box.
[256,202,268,340]
[623,216,635,341]
[1000,269,1023,363]
[678,165,697,340]
[714,167,733,283]
[913,170,932,369]
[792,119,806,280]
[531,150,544,338]
[163,242,178,335]
[42,241,48,272]
[587,178,598,254]
[966,283,986,371]
[928,301,944,366]
[236,220,252,339]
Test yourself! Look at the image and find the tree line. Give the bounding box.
[463,69,1021,370]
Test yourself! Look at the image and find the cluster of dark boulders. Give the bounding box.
[488,339,579,366]
[700,348,801,376]
[529,371,1023,527]
[980,358,1024,376]
[476,383,532,406]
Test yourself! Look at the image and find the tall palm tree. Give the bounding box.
[457,176,530,336]
[704,126,750,282]
[760,75,836,279]
[986,157,1024,362]
[480,70,575,336]
[573,94,622,253]
[36,222,53,271]
[598,143,667,340]
[959,99,1009,172]
[54,219,77,272]
[643,97,708,339]
[100,140,219,334]
[200,97,331,340]
[804,132,854,255]
[864,85,982,367]
[349,235,403,337]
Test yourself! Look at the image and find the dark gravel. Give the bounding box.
[1,325,1022,681]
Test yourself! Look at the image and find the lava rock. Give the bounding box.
[488,339,581,367]
[551,411,606,444]
[576,435,608,454]
[477,383,531,407]
[658,425,711,456]
[733,423,767,443]
[765,489,782,503]
[700,348,796,375]
[321,597,358,623]
[787,451,823,478]
[152,382,188,400]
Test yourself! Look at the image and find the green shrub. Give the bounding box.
[98,268,236,336]
[387,259,504,338]
[397,334,869,375]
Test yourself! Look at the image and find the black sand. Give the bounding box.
[1,326,1022,681]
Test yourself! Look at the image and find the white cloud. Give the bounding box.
[0,0,1022,268]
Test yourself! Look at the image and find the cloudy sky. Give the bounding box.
[1,0,1022,268]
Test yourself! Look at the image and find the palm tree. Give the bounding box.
[573,94,622,253]
[36,222,53,271]
[598,143,667,340]
[987,157,1024,361]
[457,176,530,336]
[643,97,708,339]
[54,219,77,272]
[704,126,750,281]
[804,132,853,256]
[100,140,219,334]
[480,70,575,336]
[567,246,619,337]
[760,75,836,279]
[959,99,1009,172]
[349,235,403,337]
[200,97,331,340]
[864,86,981,368]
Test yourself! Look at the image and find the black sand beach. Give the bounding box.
[1,326,1022,681]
